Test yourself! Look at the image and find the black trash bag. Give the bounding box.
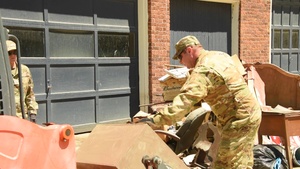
[253,144,288,169]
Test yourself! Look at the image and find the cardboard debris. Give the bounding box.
[133,110,149,118]
[159,67,189,101]
[163,67,190,79]
[263,104,295,114]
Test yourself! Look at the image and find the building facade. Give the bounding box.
[1,0,299,133]
[147,0,272,104]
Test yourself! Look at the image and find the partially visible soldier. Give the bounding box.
[138,35,261,168]
[6,40,38,123]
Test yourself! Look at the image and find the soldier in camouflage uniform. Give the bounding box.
[145,36,261,168]
[6,40,38,123]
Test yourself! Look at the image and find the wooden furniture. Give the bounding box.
[251,63,300,110]
[245,63,300,168]
[258,112,300,168]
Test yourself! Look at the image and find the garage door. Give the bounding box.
[0,0,139,133]
[272,0,300,74]
[170,0,232,65]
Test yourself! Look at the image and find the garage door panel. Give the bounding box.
[291,6,299,25]
[51,66,95,93]
[36,101,46,123]
[170,0,231,65]
[0,0,43,21]
[281,53,289,71]
[98,65,129,89]
[208,32,229,53]
[47,0,93,24]
[51,98,95,125]
[290,53,299,72]
[49,31,94,58]
[29,66,46,94]
[170,0,231,32]
[272,53,281,66]
[273,5,282,26]
[95,0,136,28]
[97,95,130,122]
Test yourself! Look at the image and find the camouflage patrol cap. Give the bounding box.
[6,40,16,52]
[173,35,201,60]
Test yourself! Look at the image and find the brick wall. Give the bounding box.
[239,0,271,64]
[148,0,170,105]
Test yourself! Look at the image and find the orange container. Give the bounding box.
[0,115,76,169]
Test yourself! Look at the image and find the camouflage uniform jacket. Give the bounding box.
[12,64,38,118]
[152,50,261,131]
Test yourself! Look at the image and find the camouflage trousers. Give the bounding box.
[212,112,261,169]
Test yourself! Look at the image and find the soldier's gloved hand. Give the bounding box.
[29,113,36,123]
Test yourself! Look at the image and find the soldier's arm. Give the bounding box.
[150,67,209,126]
[24,68,38,115]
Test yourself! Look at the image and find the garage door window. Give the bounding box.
[6,29,44,58]
[98,33,133,57]
[49,30,94,58]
